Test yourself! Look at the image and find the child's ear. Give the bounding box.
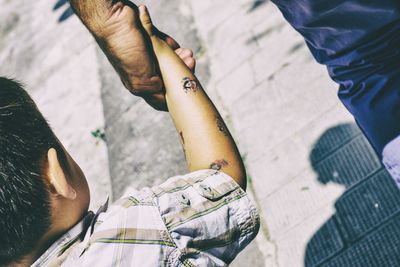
[47,148,77,200]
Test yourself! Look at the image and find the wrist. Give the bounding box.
[142,93,168,112]
[151,37,168,53]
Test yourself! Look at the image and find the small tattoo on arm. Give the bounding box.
[179,131,187,159]
[179,131,185,145]
[216,117,229,136]
[210,159,229,170]
[182,77,199,93]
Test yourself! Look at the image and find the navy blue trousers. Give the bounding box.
[272,0,400,157]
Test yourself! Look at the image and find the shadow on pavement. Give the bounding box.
[53,0,74,23]
[305,123,400,266]
[248,0,269,13]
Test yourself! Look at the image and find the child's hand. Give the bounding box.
[175,48,196,73]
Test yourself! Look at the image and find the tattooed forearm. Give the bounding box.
[210,159,229,170]
[182,77,200,93]
[216,117,229,136]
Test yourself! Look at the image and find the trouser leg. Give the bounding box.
[270,0,400,184]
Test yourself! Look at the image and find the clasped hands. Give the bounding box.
[69,0,196,111]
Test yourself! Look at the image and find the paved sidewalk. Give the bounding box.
[188,0,400,266]
[187,1,346,265]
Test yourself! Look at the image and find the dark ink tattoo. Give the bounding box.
[179,131,187,159]
[182,77,199,93]
[216,117,229,136]
[179,131,185,145]
[210,159,229,170]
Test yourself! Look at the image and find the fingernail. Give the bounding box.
[139,5,146,14]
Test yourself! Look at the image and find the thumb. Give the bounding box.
[139,5,154,36]
[155,29,181,50]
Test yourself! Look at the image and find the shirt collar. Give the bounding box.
[31,199,109,267]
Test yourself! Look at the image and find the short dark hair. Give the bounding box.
[0,77,65,265]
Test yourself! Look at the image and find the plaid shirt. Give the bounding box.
[32,170,260,267]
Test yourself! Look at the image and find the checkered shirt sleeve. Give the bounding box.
[150,169,260,266]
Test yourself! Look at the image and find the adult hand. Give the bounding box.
[69,0,196,111]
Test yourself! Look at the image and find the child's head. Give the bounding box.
[0,77,90,265]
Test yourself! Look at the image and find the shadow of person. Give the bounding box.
[305,123,400,267]
[247,0,269,13]
[53,0,74,23]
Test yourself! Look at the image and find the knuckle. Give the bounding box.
[129,82,161,95]
[182,48,194,57]
[175,48,184,55]
[129,88,142,96]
